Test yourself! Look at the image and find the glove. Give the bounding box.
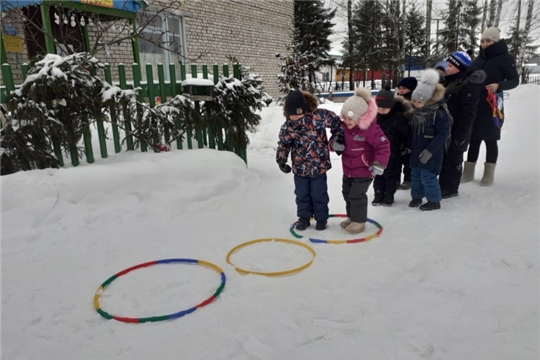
[418,149,433,164]
[369,162,385,176]
[277,160,292,174]
[330,136,345,152]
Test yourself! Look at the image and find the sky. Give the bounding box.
[1,85,539,360]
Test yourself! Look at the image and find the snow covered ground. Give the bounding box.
[2,85,539,360]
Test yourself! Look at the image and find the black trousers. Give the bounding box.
[439,144,464,194]
[400,153,411,182]
[373,156,401,194]
[467,139,499,163]
[342,176,373,223]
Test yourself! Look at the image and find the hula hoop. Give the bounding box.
[226,238,316,276]
[93,258,226,323]
[290,214,383,244]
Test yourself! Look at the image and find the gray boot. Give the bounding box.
[481,162,496,186]
[461,161,476,183]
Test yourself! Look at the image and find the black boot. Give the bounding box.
[382,193,394,207]
[408,198,422,208]
[419,201,441,211]
[441,190,459,199]
[315,220,327,230]
[372,190,384,206]
[296,218,311,230]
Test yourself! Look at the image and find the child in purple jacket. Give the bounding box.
[330,88,391,234]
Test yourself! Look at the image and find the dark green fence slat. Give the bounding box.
[133,63,147,152]
[233,63,240,79]
[53,140,64,167]
[21,63,30,80]
[222,63,229,77]
[1,64,15,103]
[180,63,186,81]
[118,64,132,150]
[83,125,94,164]
[69,144,79,167]
[213,64,219,84]
[146,64,156,108]
[169,64,178,96]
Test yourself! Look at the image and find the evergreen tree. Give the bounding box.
[462,0,482,57]
[404,1,426,76]
[352,0,384,89]
[438,0,468,56]
[275,39,312,95]
[294,0,337,87]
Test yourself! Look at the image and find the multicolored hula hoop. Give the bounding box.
[290,214,383,244]
[226,238,316,276]
[93,258,226,323]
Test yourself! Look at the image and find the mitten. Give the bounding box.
[418,149,433,164]
[369,162,385,176]
[330,136,345,152]
[277,160,292,174]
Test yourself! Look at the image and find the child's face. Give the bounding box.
[446,62,460,75]
[397,86,411,95]
[341,114,357,129]
[378,107,391,115]
[412,99,425,108]
[289,114,304,121]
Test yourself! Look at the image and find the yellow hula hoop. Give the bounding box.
[226,238,316,277]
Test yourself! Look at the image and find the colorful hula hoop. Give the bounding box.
[226,238,316,276]
[290,214,383,244]
[93,258,226,323]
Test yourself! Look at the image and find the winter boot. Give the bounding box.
[315,220,327,231]
[461,161,476,183]
[372,190,384,206]
[419,201,441,211]
[408,198,423,208]
[399,181,411,190]
[295,218,311,231]
[345,222,366,234]
[441,190,459,199]
[480,162,496,186]
[382,193,394,207]
[340,218,352,229]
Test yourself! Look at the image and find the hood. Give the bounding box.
[425,83,446,106]
[394,94,414,119]
[357,98,378,130]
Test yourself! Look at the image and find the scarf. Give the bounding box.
[412,102,454,151]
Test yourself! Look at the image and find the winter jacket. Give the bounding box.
[410,84,450,174]
[276,108,343,177]
[376,95,413,160]
[470,39,519,141]
[339,97,391,178]
[442,69,485,151]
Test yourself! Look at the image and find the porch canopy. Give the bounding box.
[1,0,146,15]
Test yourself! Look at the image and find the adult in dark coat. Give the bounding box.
[462,27,519,186]
[439,51,486,198]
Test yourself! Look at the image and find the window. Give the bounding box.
[138,12,186,81]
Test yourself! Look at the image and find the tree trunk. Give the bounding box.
[488,0,497,26]
[347,0,355,91]
[481,0,488,31]
[425,0,432,58]
[494,0,503,26]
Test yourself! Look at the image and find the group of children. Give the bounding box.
[276,51,483,234]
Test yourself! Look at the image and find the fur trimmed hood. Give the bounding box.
[425,83,446,106]
[357,97,378,130]
[394,94,414,119]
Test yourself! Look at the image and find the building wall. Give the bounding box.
[181,0,293,98]
[2,1,293,98]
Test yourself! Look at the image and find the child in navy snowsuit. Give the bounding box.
[409,69,451,211]
[276,90,344,230]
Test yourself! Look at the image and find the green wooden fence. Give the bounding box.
[0,61,248,166]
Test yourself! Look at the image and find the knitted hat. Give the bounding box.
[284,89,308,116]
[397,77,418,91]
[412,69,440,103]
[341,87,371,122]
[447,51,472,72]
[481,27,500,42]
[375,85,395,108]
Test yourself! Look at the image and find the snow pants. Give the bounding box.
[342,176,373,223]
[439,144,464,194]
[411,167,442,203]
[294,173,329,221]
[374,156,401,195]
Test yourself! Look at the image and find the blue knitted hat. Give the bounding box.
[447,51,472,72]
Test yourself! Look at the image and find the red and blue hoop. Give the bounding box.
[93,258,226,323]
[290,214,383,244]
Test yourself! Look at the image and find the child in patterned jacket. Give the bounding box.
[330,88,391,234]
[276,89,344,231]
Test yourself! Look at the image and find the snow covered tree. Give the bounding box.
[293,0,336,86]
[462,0,483,57]
[438,0,468,56]
[275,41,313,95]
